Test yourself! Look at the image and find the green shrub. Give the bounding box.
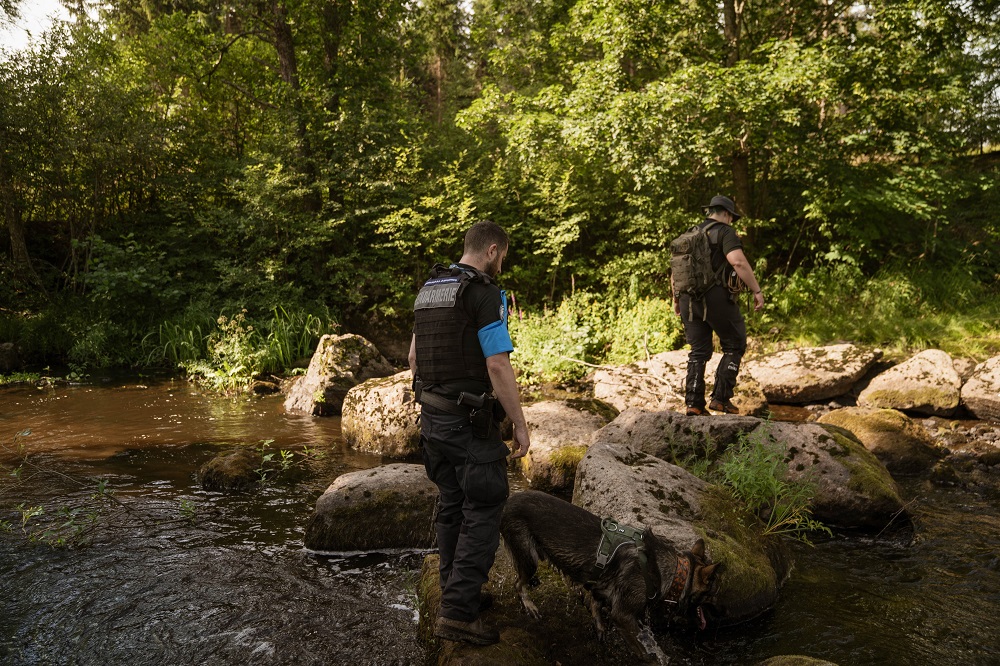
[508,291,686,385]
[604,296,685,365]
[508,292,605,384]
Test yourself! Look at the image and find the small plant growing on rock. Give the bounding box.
[718,423,831,543]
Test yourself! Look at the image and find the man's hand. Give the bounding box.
[509,425,530,459]
[753,291,764,311]
[486,352,531,460]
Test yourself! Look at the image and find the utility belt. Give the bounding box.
[414,380,505,439]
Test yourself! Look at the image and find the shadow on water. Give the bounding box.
[1,381,1000,665]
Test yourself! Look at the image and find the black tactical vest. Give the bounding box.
[413,264,492,385]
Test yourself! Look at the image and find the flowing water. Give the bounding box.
[1,381,998,665]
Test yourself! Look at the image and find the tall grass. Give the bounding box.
[145,306,336,393]
[259,306,327,373]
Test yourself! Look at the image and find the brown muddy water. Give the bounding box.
[1,380,999,666]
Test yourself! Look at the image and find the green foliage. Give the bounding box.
[717,423,831,544]
[756,262,1000,358]
[255,439,327,484]
[2,0,1000,373]
[0,371,41,385]
[181,310,264,394]
[508,293,602,384]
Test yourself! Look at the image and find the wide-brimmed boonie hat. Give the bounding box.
[704,195,741,221]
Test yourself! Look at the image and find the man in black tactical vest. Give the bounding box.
[408,220,531,647]
[673,195,765,415]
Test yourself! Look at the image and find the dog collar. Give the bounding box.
[663,555,691,604]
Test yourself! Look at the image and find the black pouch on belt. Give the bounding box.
[469,407,494,439]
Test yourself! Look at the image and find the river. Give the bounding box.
[1,380,998,665]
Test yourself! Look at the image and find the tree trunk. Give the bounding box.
[722,0,742,67]
[732,150,752,218]
[321,0,351,115]
[320,0,351,206]
[4,193,39,286]
[271,0,321,212]
[723,0,753,227]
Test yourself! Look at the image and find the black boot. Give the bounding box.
[711,353,742,408]
[685,360,708,413]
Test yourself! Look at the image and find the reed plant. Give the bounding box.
[148,306,336,393]
[258,306,330,374]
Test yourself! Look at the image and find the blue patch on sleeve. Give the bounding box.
[478,320,514,358]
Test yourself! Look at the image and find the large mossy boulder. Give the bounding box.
[284,333,396,416]
[961,355,1000,421]
[304,463,436,551]
[341,370,421,458]
[592,408,910,534]
[857,349,962,416]
[744,344,882,404]
[817,407,945,476]
[573,433,791,628]
[516,400,613,492]
[593,350,768,416]
[754,421,912,533]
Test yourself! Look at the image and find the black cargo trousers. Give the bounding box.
[420,403,509,622]
[680,284,747,408]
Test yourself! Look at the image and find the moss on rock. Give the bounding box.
[697,487,788,625]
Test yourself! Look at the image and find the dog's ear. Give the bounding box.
[690,538,706,559]
[696,562,724,588]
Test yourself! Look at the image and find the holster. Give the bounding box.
[460,391,498,439]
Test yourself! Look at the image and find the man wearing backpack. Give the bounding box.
[671,195,764,415]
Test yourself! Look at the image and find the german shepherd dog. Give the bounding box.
[500,490,724,662]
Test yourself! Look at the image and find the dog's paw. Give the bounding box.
[522,598,541,619]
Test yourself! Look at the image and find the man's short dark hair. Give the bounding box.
[464,220,509,255]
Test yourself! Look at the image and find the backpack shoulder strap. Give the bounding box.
[702,220,723,245]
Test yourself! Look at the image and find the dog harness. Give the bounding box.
[595,518,659,600]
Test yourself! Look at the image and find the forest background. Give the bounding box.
[1,0,999,388]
